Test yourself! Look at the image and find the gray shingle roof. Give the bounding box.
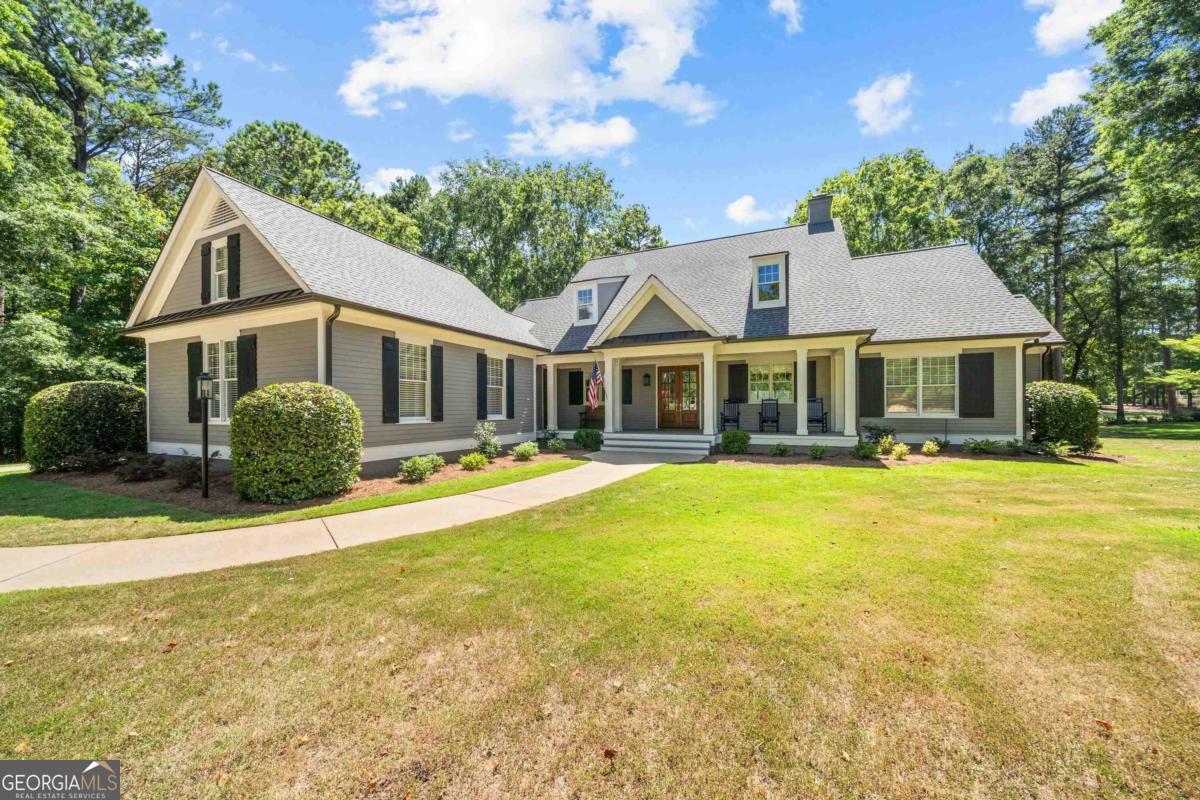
[207,169,543,349]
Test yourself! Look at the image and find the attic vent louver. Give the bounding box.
[206,199,238,229]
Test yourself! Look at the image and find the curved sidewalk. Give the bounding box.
[0,452,693,593]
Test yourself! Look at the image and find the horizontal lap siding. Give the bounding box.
[557,367,588,430]
[160,224,298,316]
[243,320,318,385]
[621,296,692,336]
[623,364,657,430]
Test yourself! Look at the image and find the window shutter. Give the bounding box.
[476,353,488,420]
[200,242,212,305]
[807,361,818,400]
[727,363,748,403]
[430,344,444,422]
[236,334,257,398]
[505,358,515,419]
[621,368,633,405]
[187,341,203,422]
[959,352,995,418]
[858,356,884,417]
[382,336,399,423]
[227,233,241,299]
[568,371,584,406]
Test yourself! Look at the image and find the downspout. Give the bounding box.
[1021,339,1041,441]
[324,304,341,385]
[854,337,866,441]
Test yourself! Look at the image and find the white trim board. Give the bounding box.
[150,442,231,460]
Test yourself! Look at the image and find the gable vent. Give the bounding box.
[205,199,238,229]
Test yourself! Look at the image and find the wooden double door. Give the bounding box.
[658,365,700,429]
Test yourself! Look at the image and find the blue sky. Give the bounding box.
[145,0,1114,243]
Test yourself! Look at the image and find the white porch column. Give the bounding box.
[831,350,845,432]
[702,345,717,435]
[795,347,808,434]
[603,355,615,433]
[842,342,858,437]
[611,358,622,432]
[1015,344,1025,440]
[546,365,558,432]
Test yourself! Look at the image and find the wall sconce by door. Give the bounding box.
[642,372,651,386]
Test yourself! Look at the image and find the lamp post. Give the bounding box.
[197,371,214,498]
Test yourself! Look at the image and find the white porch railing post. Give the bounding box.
[842,342,858,437]
[603,355,615,433]
[795,347,808,434]
[702,345,717,435]
[546,364,557,433]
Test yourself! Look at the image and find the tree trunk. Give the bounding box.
[1052,221,1065,382]
[0,285,6,325]
[1112,247,1126,424]
[1159,263,1177,416]
[69,99,89,311]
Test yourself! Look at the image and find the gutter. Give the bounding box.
[325,304,341,385]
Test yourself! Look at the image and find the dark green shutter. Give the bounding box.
[187,341,203,422]
[568,371,584,406]
[476,353,488,420]
[621,368,633,405]
[430,344,444,422]
[959,352,995,418]
[236,334,257,400]
[727,363,748,403]
[227,233,241,299]
[505,358,515,419]
[807,361,818,399]
[859,356,884,417]
[382,336,399,423]
[200,242,211,305]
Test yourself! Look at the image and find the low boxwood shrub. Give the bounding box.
[115,452,166,482]
[230,382,362,504]
[768,442,791,457]
[574,428,603,451]
[863,424,895,444]
[474,421,502,460]
[399,455,436,482]
[511,441,539,461]
[546,437,567,453]
[891,442,910,460]
[166,457,201,490]
[850,441,879,460]
[459,452,488,471]
[721,430,750,454]
[878,434,896,455]
[427,453,446,472]
[808,444,829,459]
[1026,381,1100,452]
[23,381,146,472]
[921,439,941,457]
[962,437,1001,455]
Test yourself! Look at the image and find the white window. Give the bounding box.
[576,287,596,323]
[206,339,238,423]
[211,238,229,302]
[752,255,786,309]
[486,356,504,418]
[397,341,428,420]
[748,363,794,402]
[885,356,957,416]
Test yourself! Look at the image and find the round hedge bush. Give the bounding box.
[24,381,146,472]
[1026,380,1100,452]
[230,382,362,503]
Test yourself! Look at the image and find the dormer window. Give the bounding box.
[752,254,786,309]
[576,286,596,324]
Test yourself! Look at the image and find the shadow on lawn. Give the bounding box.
[0,471,214,524]
[1102,421,1200,441]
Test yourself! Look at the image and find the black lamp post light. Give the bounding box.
[196,371,214,498]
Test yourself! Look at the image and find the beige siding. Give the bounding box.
[332,320,534,452]
[621,296,692,336]
[622,365,658,430]
[860,346,1018,437]
[244,319,318,385]
[160,224,298,315]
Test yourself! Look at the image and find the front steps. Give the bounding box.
[600,431,714,456]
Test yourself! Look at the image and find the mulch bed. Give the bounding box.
[32,453,580,516]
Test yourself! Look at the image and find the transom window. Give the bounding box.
[886,356,957,416]
[206,340,238,423]
[576,287,595,322]
[212,239,229,302]
[486,356,504,417]
[749,363,794,402]
[751,255,786,309]
[397,341,428,420]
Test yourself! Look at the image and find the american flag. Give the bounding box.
[586,362,603,410]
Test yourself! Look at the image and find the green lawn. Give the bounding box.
[1,424,1198,798]
[0,459,582,547]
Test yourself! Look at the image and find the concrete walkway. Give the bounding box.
[0,452,692,593]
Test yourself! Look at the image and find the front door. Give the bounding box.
[658,365,700,428]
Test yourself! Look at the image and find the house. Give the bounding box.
[124,169,1063,467]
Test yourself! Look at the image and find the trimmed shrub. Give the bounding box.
[546,437,567,453]
[891,442,911,460]
[574,428,603,451]
[962,438,1000,455]
[921,439,941,457]
[808,444,829,459]
[511,441,539,461]
[850,441,879,460]
[878,434,896,455]
[474,421,502,460]
[399,455,436,482]
[23,381,146,472]
[115,452,166,482]
[230,382,362,504]
[166,458,202,491]
[427,453,446,472]
[1027,439,1070,458]
[768,442,791,457]
[459,452,488,471]
[863,424,895,444]
[1026,381,1100,452]
[721,429,751,454]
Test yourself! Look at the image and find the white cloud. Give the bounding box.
[192,61,202,72]
[188,30,203,41]
[1024,0,1119,55]
[339,0,717,158]
[769,0,802,35]
[363,167,417,195]
[213,35,256,62]
[683,216,697,230]
[447,119,475,142]
[508,116,636,157]
[149,51,173,67]
[212,2,235,17]
[849,71,914,136]
[268,62,288,73]
[1009,67,1089,124]
[725,195,786,226]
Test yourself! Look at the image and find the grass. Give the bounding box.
[1,424,1198,798]
[0,459,582,548]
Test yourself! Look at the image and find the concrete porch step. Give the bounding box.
[601,432,713,455]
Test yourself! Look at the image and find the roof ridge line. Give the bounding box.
[583,221,813,264]
[850,241,970,259]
